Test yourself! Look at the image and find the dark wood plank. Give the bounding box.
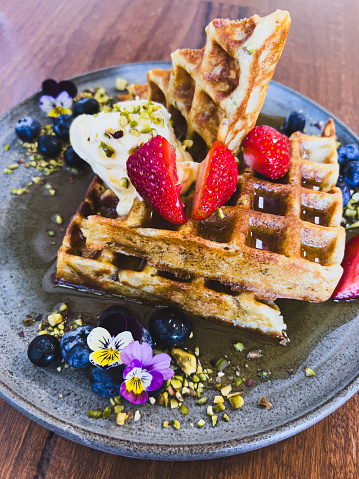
[1,0,359,477]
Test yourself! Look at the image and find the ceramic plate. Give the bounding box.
[0,62,358,460]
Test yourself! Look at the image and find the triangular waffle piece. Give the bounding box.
[56,176,286,338]
[128,10,291,157]
[81,121,345,303]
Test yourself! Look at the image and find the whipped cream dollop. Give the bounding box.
[70,99,199,216]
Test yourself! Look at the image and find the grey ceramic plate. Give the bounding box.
[0,61,359,461]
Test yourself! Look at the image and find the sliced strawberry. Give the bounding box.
[243,125,290,180]
[332,235,359,300]
[190,141,238,220]
[126,135,186,224]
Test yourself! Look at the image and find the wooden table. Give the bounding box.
[1,0,359,477]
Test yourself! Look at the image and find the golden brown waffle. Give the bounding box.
[82,121,345,303]
[56,177,286,338]
[128,10,291,158]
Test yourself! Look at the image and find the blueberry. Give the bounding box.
[52,114,73,140]
[338,144,359,164]
[98,305,142,340]
[28,334,61,367]
[90,366,125,398]
[336,176,351,206]
[15,117,41,142]
[37,135,62,158]
[72,97,99,117]
[343,160,359,189]
[280,111,306,137]
[60,325,94,368]
[64,146,85,168]
[141,327,153,346]
[149,307,191,348]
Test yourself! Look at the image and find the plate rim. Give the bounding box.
[1,60,359,460]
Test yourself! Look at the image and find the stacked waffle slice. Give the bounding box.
[128,10,291,157]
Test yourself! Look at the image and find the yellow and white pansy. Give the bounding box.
[87,327,134,369]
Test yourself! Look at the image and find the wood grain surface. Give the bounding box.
[1,0,359,477]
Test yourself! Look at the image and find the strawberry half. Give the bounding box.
[243,125,290,180]
[332,235,359,300]
[126,135,186,224]
[190,141,238,220]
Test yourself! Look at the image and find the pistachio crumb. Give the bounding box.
[305,367,315,377]
[207,406,214,417]
[196,397,208,405]
[4,144,10,151]
[55,215,63,224]
[103,407,112,419]
[58,394,63,399]
[212,415,218,427]
[116,77,128,91]
[233,342,245,352]
[258,396,272,410]
[116,412,128,425]
[88,409,102,419]
[163,421,169,428]
[149,397,156,405]
[223,412,230,422]
[179,404,189,415]
[172,419,180,430]
[197,419,205,428]
[221,385,232,397]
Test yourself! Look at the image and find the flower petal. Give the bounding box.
[146,369,163,391]
[120,340,153,367]
[113,330,134,352]
[56,91,73,109]
[42,79,60,97]
[48,106,71,118]
[58,80,78,98]
[120,377,148,404]
[146,353,174,380]
[39,95,57,113]
[123,359,142,379]
[89,348,122,369]
[87,327,112,352]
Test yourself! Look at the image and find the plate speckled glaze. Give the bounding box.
[0,61,359,461]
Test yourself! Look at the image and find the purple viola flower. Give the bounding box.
[120,341,173,404]
[39,78,78,118]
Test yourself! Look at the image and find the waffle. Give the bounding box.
[81,120,345,303]
[55,176,286,338]
[128,10,291,158]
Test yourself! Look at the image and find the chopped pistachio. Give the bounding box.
[182,386,190,395]
[149,397,156,405]
[55,215,63,225]
[212,415,218,427]
[172,419,180,430]
[4,168,12,174]
[197,419,206,428]
[305,367,315,377]
[110,398,116,407]
[196,397,208,405]
[163,421,169,428]
[114,405,124,414]
[49,189,56,196]
[113,395,122,405]
[130,128,140,137]
[215,402,226,413]
[228,393,244,410]
[221,385,232,397]
[74,319,83,326]
[171,348,197,375]
[183,139,193,148]
[179,404,189,415]
[258,396,272,410]
[48,313,63,326]
[116,77,128,91]
[100,141,115,158]
[134,410,141,422]
[59,303,67,312]
[216,357,230,371]
[116,412,128,425]
[119,177,129,188]
[213,395,224,404]
[233,342,245,352]
[234,377,243,387]
[9,164,19,170]
[207,406,214,417]
[103,407,112,419]
[216,208,225,219]
[38,330,48,335]
[88,409,103,419]
[4,144,10,151]
[170,399,179,409]
[158,392,169,407]
[223,412,230,422]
